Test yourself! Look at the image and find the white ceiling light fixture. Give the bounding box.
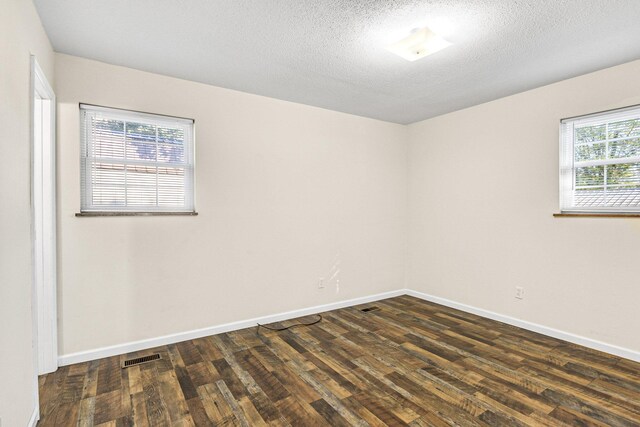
[386,26,452,61]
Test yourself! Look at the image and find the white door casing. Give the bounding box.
[31,56,57,376]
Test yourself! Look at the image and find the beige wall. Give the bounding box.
[0,0,54,425]
[55,54,407,356]
[55,54,640,358]
[408,60,640,352]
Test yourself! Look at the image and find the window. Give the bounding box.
[80,104,195,213]
[560,105,640,213]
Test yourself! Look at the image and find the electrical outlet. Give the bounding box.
[318,278,325,289]
[515,286,524,299]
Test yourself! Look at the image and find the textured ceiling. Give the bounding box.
[34,0,640,124]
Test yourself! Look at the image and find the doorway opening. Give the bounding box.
[31,56,57,376]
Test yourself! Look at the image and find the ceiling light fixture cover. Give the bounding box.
[386,27,451,61]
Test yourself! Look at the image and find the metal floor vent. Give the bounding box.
[122,353,161,368]
[361,306,380,312]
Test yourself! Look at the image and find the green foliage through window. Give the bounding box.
[567,114,640,210]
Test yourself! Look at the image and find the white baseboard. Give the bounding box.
[405,289,640,363]
[28,406,39,427]
[58,287,640,366]
[58,289,405,366]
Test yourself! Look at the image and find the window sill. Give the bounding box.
[76,211,198,217]
[553,212,640,218]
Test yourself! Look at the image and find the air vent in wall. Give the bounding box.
[122,353,161,368]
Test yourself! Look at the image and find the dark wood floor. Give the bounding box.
[38,295,640,426]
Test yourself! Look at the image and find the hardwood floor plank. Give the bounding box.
[185,361,220,388]
[93,389,125,425]
[212,336,263,396]
[158,370,193,424]
[271,367,322,403]
[348,391,415,426]
[237,396,269,427]
[241,391,285,424]
[77,396,96,427]
[273,395,325,425]
[549,405,612,427]
[541,388,640,427]
[96,357,122,396]
[194,336,226,362]
[184,397,211,426]
[130,391,150,427]
[217,379,251,427]
[248,345,286,373]
[310,399,352,427]
[141,367,171,427]
[197,382,236,425]
[212,358,250,400]
[177,341,205,366]
[38,296,640,426]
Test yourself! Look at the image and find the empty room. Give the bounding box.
[2,0,640,425]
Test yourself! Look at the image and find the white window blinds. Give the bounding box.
[560,105,640,213]
[80,104,195,212]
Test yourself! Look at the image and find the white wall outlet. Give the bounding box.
[318,278,325,289]
[515,286,524,299]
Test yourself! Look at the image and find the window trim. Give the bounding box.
[559,104,640,215]
[79,103,196,215]
[75,211,198,217]
[553,212,640,218]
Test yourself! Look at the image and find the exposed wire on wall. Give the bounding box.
[256,314,322,335]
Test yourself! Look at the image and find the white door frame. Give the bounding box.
[31,56,58,375]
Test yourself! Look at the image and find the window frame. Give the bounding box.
[79,103,196,215]
[559,104,640,215]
